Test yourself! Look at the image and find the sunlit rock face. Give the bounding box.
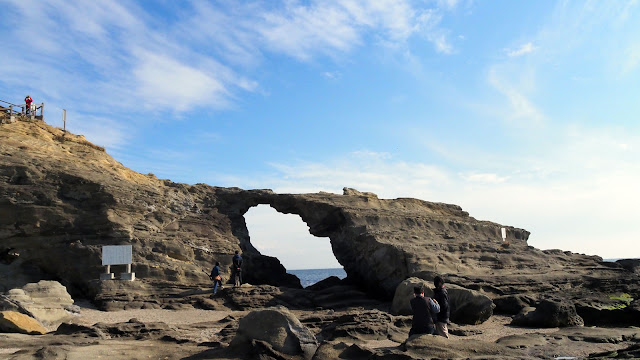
[1,121,637,310]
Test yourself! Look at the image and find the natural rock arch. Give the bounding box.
[244,204,340,271]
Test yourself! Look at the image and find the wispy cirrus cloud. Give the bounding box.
[506,42,536,57]
[487,68,545,126]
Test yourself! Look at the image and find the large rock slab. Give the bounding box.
[0,280,75,327]
[230,306,318,359]
[391,277,494,324]
[0,310,47,334]
[512,298,584,328]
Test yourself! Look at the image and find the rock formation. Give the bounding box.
[0,280,75,328]
[1,120,638,322]
[391,277,494,325]
[230,306,318,359]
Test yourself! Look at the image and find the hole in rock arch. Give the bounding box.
[244,204,346,287]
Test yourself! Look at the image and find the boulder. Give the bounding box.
[616,259,640,274]
[0,280,74,327]
[391,277,494,324]
[230,306,318,359]
[493,294,537,315]
[512,298,584,327]
[0,310,47,334]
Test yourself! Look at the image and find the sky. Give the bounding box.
[1,0,639,269]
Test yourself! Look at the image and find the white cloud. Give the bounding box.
[507,42,536,57]
[487,68,545,126]
[132,50,229,112]
[462,173,509,184]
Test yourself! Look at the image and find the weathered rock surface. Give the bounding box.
[230,306,318,359]
[391,277,494,324]
[493,294,537,315]
[0,310,47,334]
[0,280,74,327]
[512,298,584,327]
[1,120,638,317]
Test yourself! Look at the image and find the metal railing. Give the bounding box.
[0,99,44,120]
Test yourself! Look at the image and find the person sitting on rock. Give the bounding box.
[232,250,243,286]
[433,276,450,338]
[409,286,440,337]
[210,262,223,294]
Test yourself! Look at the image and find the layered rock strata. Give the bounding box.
[1,120,637,313]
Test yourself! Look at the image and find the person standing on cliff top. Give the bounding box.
[232,250,243,286]
[409,286,440,337]
[433,276,450,338]
[24,95,32,115]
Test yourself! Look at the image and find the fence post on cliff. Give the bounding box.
[63,109,66,132]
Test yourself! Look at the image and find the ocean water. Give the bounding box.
[287,268,347,288]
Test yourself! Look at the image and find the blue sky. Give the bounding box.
[2,0,639,269]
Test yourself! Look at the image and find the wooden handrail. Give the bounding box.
[0,99,45,119]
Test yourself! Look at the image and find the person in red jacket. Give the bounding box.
[24,95,33,115]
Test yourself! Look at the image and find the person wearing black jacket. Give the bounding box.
[433,276,450,338]
[409,286,440,337]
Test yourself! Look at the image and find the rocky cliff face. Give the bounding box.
[1,120,637,309]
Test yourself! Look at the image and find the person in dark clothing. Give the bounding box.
[433,276,450,338]
[232,250,243,286]
[210,262,223,294]
[409,286,440,337]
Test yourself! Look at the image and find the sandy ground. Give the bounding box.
[73,307,245,327]
[69,304,560,351]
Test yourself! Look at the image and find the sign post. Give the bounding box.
[501,227,507,242]
[101,245,135,281]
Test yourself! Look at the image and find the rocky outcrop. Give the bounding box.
[391,277,494,324]
[1,120,638,312]
[493,294,537,315]
[0,280,75,327]
[511,298,584,328]
[230,306,318,359]
[0,310,47,334]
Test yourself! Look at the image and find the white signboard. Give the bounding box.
[501,227,507,240]
[102,245,132,265]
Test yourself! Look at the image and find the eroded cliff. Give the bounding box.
[1,120,637,312]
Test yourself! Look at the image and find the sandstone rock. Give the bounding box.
[403,334,526,359]
[314,309,405,343]
[391,277,494,324]
[493,294,537,315]
[512,298,584,327]
[306,275,343,291]
[0,280,74,327]
[1,120,639,321]
[230,306,318,359]
[575,297,640,326]
[0,310,47,334]
[54,322,106,338]
[616,259,640,274]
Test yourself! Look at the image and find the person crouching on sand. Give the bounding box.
[409,286,440,337]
